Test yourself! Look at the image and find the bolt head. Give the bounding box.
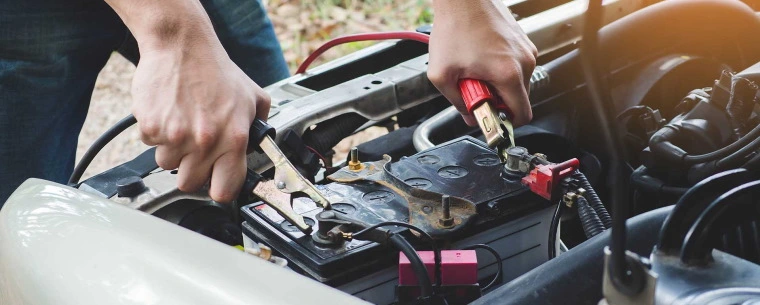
[438,217,455,228]
[276,181,286,189]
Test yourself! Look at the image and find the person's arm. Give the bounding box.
[427,0,537,127]
[104,0,269,202]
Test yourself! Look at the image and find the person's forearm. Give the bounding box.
[104,0,221,54]
[432,0,501,24]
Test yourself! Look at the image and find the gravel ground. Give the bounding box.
[77,0,431,179]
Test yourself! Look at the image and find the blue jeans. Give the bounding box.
[0,0,290,205]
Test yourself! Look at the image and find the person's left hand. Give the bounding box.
[427,0,537,127]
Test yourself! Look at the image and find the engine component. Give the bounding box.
[634,62,760,213]
[603,169,760,305]
[241,136,556,304]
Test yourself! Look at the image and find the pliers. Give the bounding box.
[240,119,331,234]
[458,79,516,162]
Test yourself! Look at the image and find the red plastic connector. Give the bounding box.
[458,79,513,116]
[399,250,478,286]
[521,158,580,201]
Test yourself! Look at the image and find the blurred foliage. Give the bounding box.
[266,0,433,72]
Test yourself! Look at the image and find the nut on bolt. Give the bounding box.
[563,192,577,208]
[348,147,364,171]
[438,195,455,228]
[563,188,586,208]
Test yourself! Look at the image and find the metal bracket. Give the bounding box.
[327,155,477,238]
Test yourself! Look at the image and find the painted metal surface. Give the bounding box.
[0,179,367,305]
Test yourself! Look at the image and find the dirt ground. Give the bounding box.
[77,0,432,179]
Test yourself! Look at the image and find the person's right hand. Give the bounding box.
[104,0,271,202]
[129,25,269,203]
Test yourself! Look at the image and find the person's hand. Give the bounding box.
[104,0,269,202]
[130,31,269,203]
[427,0,537,127]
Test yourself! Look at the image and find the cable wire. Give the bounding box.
[296,31,431,74]
[462,244,503,291]
[69,114,137,184]
[548,202,564,259]
[580,0,636,292]
[353,221,442,287]
[389,234,433,300]
[683,122,760,165]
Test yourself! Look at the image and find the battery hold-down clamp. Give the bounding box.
[521,158,580,201]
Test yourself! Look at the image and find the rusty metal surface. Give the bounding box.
[328,155,477,237]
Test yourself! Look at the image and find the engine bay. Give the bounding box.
[7,0,760,304]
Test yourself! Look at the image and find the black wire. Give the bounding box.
[580,0,633,291]
[683,122,760,165]
[716,135,760,168]
[573,171,612,229]
[548,202,564,259]
[577,196,606,238]
[742,152,760,171]
[353,221,442,287]
[69,114,138,184]
[462,244,503,291]
[389,234,433,300]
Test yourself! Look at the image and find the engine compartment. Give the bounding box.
[7,0,760,304]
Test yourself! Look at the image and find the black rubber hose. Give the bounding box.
[647,125,689,164]
[389,234,433,300]
[572,171,612,229]
[301,113,367,155]
[630,166,688,195]
[69,114,138,185]
[577,196,606,238]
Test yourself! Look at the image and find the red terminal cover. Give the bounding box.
[521,158,580,201]
[458,79,513,117]
[399,250,478,286]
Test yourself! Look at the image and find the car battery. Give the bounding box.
[241,136,556,304]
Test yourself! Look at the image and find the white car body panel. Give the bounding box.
[0,179,366,305]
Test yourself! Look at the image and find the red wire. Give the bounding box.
[305,145,331,168]
[296,31,431,74]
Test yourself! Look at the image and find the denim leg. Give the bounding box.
[200,0,290,86]
[118,0,289,87]
[0,3,127,204]
[0,0,287,205]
